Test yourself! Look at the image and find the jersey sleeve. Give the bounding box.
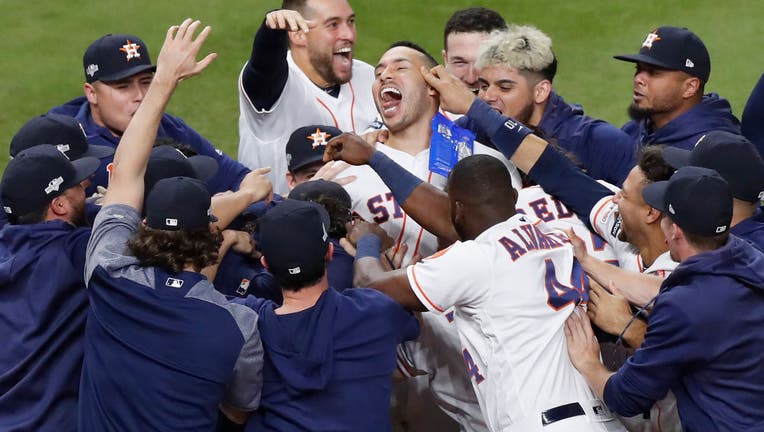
[240,17,289,111]
[406,242,489,313]
[222,303,264,411]
[84,204,142,285]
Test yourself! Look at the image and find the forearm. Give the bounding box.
[623,319,647,348]
[580,362,615,401]
[201,237,233,281]
[369,151,457,242]
[581,257,662,307]
[211,191,259,230]
[242,18,288,110]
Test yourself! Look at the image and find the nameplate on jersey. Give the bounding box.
[429,112,475,177]
[165,278,184,289]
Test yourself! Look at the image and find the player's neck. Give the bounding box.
[275,277,330,315]
[638,228,670,268]
[385,118,432,156]
[731,199,756,227]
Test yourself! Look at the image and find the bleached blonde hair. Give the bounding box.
[476,24,555,75]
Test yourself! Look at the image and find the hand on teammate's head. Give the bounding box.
[265,9,316,33]
[155,18,217,85]
[309,160,356,186]
[419,64,476,115]
[238,167,273,204]
[322,132,375,166]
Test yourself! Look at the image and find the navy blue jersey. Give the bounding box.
[214,249,282,303]
[0,220,90,432]
[50,97,250,196]
[80,204,263,431]
[237,288,419,431]
[604,236,764,431]
[742,72,764,157]
[622,93,741,150]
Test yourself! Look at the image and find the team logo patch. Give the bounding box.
[56,144,71,157]
[44,176,64,194]
[321,223,328,242]
[165,218,179,227]
[668,204,675,215]
[307,128,332,148]
[288,266,301,275]
[165,277,184,288]
[641,31,661,49]
[86,63,99,77]
[685,58,695,68]
[3,206,12,214]
[715,225,727,233]
[236,278,250,296]
[119,39,142,61]
[503,118,524,132]
[610,214,622,238]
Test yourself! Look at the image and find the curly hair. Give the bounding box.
[127,225,222,273]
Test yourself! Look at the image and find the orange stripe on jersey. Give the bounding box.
[348,81,357,131]
[412,171,436,256]
[591,197,615,237]
[315,97,339,128]
[393,212,408,255]
[410,266,444,313]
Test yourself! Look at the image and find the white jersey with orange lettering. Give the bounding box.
[343,142,522,262]
[406,213,626,432]
[517,186,618,265]
[396,310,489,432]
[237,51,379,195]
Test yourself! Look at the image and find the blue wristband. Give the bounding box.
[356,234,382,260]
[369,151,423,205]
[467,98,532,159]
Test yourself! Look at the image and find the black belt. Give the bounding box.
[541,402,586,426]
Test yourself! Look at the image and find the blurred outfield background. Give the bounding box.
[1,0,762,171]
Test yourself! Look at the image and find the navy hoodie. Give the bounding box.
[603,236,764,431]
[622,93,741,150]
[49,97,250,196]
[0,221,90,432]
[742,72,764,156]
[239,288,419,431]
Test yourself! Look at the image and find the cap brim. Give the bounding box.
[99,64,157,82]
[661,147,692,169]
[290,155,325,173]
[613,54,678,71]
[642,180,670,212]
[80,143,115,159]
[188,155,219,182]
[71,156,101,185]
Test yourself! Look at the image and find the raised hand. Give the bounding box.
[265,9,316,33]
[309,160,356,186]
[323,132,376,165]
[155,18,217,84]
[345,219,395,251]
[238,167,273,204]
[420,65,476,115]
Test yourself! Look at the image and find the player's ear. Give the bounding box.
[260,256,270,270]
[533,80,552,104]
[287,29,308,48]
[286,172,297,191]
[49,195,67,217]
[441,49,448,65]
[645,206,662,225]
[84,82,97,104]
[681,76,701,99]
[325,242,334,262]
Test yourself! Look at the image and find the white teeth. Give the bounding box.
[384,107,397,113]
[335,47,352,54]
[381,87,401,97]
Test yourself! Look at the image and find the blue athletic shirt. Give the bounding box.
[80,204,263,431]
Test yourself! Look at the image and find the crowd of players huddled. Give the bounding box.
[1,1,763,432]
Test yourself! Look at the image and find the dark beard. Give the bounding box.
[309,51,350,86]
[627,103,652,121]
[71,205,90,228]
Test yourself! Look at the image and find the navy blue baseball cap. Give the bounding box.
[286,125,342,172]
[10,114,114,159]
[145,176,217,231]
[662,131,764,203]
[145,145,219,194]
[84,34,156,83]
[614,26,710,83]
[1,144,99,219]
[258,199,331,284]
[643,166,732,236]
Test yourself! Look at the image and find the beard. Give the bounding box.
[627,102,653,122]
[71,202,89,227]
[308,49,351,86]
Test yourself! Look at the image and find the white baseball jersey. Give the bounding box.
[407,213,625,432]
[237,51,379,194]
[343,142,522,262]
[397,310,489,432]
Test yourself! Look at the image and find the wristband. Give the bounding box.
[369,151,423,205]
[467,98,532,159]
[355,234,383,260]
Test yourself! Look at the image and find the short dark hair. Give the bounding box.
[637,145,674,184]
[443,7,507,49]
[127,225,222,273]
[8,205,47,225]
[277,266,327,292]
[281,0,307,13]
[448,154,515,207]
[388,40,438,68]
[682,226,729,251]
[154,137,198,157]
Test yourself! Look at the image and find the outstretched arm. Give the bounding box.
[241,10,315,110]
[104,19,216,210]
[324,132,458,243]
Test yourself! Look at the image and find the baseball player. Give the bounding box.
[347,154,625,431]
[343,41,520,264]
[79,20,269,430]
[49,32,250,197]
[237,0,379,194]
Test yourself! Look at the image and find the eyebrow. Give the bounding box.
[375,58,414,71]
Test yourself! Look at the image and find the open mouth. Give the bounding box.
[334,47,353,67]
[379,86,402,115]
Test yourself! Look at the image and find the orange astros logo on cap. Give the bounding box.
[120,39,142,61]
[641,30,661,49]
[308,128,332,149]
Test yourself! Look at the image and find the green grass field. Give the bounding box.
[1,0,763,172]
